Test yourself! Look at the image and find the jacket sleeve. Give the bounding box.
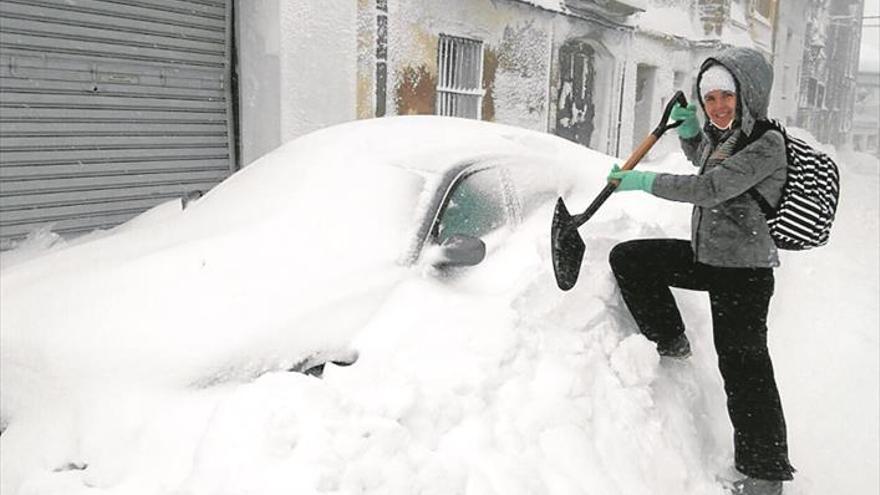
[652,130,786,207]
[679,134,705,167]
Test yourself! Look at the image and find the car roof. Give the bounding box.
[287,115,591,176]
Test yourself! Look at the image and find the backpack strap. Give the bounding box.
[734,119,783,218]
[748,187,777,218]
[733,119,776,153]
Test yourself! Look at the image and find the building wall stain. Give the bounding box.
[498,21,545,78]
[482,47,498,121]
[357,73,374,119]
[395,64,436,115]
[356,0,374,118]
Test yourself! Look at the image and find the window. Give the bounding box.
[632,64,657,149]
[805,78,817,106]
[673,71,688,93]
[781,66,789,99]
[781,30,793,99]
[433,169,507,243]
[816,84,825,109]
[853,135,864,152]
[436,35,484,119]
[503,163,560,222]
[752,0,775,20]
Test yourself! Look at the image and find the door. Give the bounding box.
[555,42,596,148]
[0,0,235,248]
[632,63,657,149]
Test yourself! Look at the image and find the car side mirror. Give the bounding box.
[434,234,486,267]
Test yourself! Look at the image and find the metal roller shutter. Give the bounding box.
[0,0,235,248]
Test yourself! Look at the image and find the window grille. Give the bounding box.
[436,35,484,119]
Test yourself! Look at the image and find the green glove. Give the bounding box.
[670,102,700,139]
[607,164,656,193]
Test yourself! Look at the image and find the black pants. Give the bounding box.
[609,239,795,481]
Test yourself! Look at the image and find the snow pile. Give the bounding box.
[512,0,565,13]
[635,3,700,40]
[0,124,877,494]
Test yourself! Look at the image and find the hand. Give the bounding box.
[670,102,700,139]
[607,164,656,193]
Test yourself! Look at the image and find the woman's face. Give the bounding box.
[703,90,737,129]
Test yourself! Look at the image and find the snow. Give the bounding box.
[236,0,359,165]
[0,119,878,495]
[635,5,700,40]
[864,0,880,73]
[514,0,564,12]
[860,24,879,74]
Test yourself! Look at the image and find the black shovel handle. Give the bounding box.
[569,91,688,227]
[652,90,689,138]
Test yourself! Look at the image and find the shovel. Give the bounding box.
[552,91,689,291]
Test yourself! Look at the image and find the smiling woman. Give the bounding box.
[699,64,738,130]
[608,47,796,495]
[703,91,737,129]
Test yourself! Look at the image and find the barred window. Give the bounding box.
[436,35,484,119]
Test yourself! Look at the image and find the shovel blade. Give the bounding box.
[551,197,586,291]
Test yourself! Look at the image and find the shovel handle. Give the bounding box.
[620,90,688,172]
[571,90,689,227]
[619,134,660,172]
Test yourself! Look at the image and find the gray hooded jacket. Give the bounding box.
[651,47,787,268]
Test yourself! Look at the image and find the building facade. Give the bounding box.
[769,0,810,124]
[236,0,799,165]
[235,0,646,166]
[796,0,864,146]
[851,69,880,156]
[0,0,860,247]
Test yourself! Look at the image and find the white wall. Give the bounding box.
[626,34,698,159]
[769,0,809,124]
[236,0,358,166]
[236,0,281,166]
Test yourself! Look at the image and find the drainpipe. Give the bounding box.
[376,0,388,117]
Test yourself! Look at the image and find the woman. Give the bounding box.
[606,47,795,495]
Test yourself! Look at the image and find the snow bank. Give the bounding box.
[0,131,877,495]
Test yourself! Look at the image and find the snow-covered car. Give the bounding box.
[3,117,875,495]
[0,116,612,415]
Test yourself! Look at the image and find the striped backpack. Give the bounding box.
[748,119,841,250]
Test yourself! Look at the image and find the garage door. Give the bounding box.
[0,0,235,248]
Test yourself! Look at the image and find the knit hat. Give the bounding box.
[699,64,737,100]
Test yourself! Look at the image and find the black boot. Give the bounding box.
[731,477,783,495]
[657,333,691,359]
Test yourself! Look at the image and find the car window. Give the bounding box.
[434,168,508,243]
[502,163,563,220]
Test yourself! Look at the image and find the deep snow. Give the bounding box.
[0,130,877,495]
